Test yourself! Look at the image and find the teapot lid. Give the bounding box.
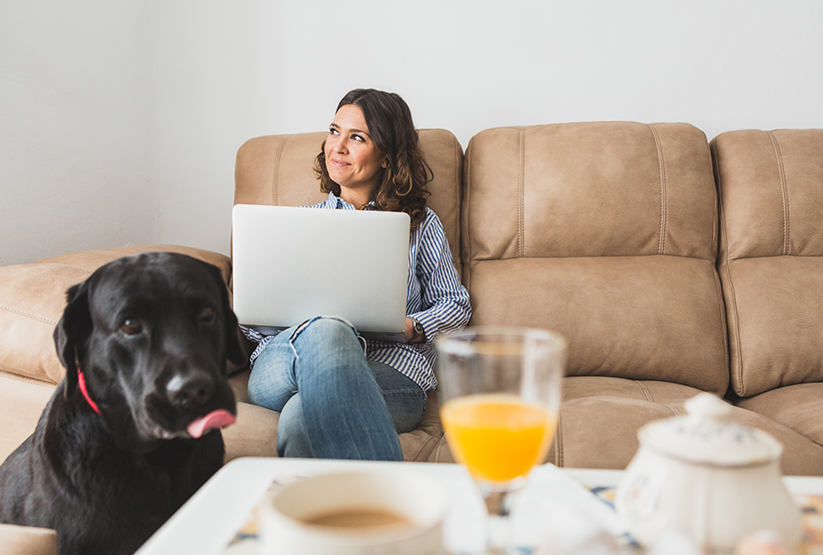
[638,393,783,466]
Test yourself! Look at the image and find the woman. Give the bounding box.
[243,89,471,461]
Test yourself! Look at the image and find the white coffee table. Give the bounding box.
[136,457,823,555]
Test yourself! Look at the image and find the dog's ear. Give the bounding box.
[53,280,93,396]
[206,263,246,366]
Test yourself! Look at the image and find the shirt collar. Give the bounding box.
[324,192,353,210]
[325,192,378,211]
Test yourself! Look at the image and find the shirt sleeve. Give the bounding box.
[409,211,472,342]
[239,324,264,342]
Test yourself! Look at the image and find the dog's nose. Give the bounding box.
[165,374,214,409]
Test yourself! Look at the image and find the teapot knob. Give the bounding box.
[684,393,732,423]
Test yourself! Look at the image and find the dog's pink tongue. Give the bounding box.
[187,410,236,439]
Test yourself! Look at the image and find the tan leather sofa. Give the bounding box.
[457,123,823,476]
[2,123,822,544]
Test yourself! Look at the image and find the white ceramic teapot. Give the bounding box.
[615,393,802,553]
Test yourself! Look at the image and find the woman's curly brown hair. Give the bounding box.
[314,89,432,229]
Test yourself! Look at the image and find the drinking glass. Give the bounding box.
[435,326,567,554]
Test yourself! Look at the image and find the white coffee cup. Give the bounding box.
[258,469,449,555]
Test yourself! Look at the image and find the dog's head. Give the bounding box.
[53,252,245,452]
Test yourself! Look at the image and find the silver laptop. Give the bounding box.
[232,204,411,342]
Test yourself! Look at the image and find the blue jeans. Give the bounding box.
[246,316,426,461]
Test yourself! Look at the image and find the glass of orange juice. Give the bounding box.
[436,327,567,554]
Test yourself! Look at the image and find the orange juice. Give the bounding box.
[441,394,557,483]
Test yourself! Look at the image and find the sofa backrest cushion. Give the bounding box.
[463,122,728,394]
[234,129,464,277]
[713,129,823,397]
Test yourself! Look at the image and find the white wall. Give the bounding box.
[2,0,822,265]
[0,1,154,265]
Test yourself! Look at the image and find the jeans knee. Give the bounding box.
[297,316,358,344]
[292,317,364,362]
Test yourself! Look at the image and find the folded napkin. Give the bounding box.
[435,464,626,554]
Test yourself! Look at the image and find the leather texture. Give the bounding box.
[713,129,823,397]
[462,122,728,394]
[0,377,55,467]
[0,523,58,555]
[738,382,823,459]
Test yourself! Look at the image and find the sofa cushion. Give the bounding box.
[468,256,728,394]
[737,383,823,450]
[713,129,823,396]
[556,387,823,476]
[428,375,823,475]
[227,369,445,463]
[724,402,823,476]
[0,245,232,385]
[222,402,280,461]
[398,390,444,462]
[427,376,706,469]
[0,376,55,464]
[463,122,728,393]
[556,376,823,475]
[0,523,58,555]
[543,376,705,470]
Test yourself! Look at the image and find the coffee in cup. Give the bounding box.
[259,469,448,554]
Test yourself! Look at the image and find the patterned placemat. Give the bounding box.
[222,477,293,554]
[222,481,823,555]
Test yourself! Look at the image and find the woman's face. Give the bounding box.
[324,104,386,205]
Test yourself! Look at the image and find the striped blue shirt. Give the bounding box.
[239,193,472,394]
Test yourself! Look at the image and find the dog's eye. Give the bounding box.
[199,307,215,324]
[120,319,143,335]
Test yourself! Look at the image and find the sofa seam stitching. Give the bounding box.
[0,369,58,387]
[407,434,434,462]
[634,379,654,403]
[768,131,791,256]
[430,431,446,462]
[25,262,95,273]
[651,125,668,255]
[271,135,288,206]
[463,138,473,294]
[663,403,684,417]
[0,304,58,326]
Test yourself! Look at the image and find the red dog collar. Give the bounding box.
[77,368,101,415]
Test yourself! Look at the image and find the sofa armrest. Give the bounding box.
[0,523,58,555]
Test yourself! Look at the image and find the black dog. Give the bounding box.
[0,252,245,555]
